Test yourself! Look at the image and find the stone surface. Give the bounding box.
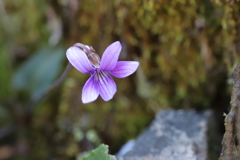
[117,109,213,160]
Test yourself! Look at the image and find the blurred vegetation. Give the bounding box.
[0,0,240,159]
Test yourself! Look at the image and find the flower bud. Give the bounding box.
[74,43,100,68]
[87,52,100,68]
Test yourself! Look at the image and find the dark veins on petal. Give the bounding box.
[96,70,112,96]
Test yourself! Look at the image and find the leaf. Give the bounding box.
[13,46,65,99]
[82,144,116,160]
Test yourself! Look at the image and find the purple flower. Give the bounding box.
[66,41,139,104]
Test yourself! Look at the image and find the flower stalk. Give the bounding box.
[26,62,71,113]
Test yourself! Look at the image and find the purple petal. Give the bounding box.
[100,41,122,71]
[95,71,117,101]
[66,46,94,74]
[110,61,139,78]
[82,74,99,104]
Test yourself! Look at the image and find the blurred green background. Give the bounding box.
[0,0,239,159]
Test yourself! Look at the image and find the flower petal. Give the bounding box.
[95,71,117,101]
[66,46,94,74]
[110,61,139,78]
[82,74,99,104]
[100,41,122,71]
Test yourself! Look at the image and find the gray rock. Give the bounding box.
[116,140,136,157]
[117,109,213,160]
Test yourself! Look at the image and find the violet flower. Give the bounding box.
[66,41,139,104]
